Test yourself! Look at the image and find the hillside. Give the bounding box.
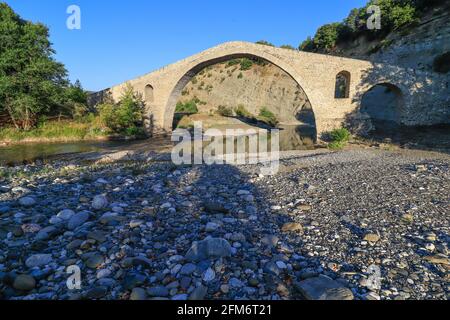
[176,59,313,126]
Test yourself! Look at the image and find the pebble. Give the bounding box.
[19,197,36,207]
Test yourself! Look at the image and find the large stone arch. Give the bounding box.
[161,50,318,132]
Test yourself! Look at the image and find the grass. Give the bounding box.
[234,105,253,119]
[0,117,107,144]
[257,107,279,127]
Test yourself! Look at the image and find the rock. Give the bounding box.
[13,274,36,291]
[281,222,303,233]
[425,243,436,252]
[172,294,188,300]
[25,254,53,268]
[295,276,354,300]
[185,238,232,262]
[205,222,219,232]
[147,286,169,297]
[402,214,414,223]
[297,204,312,211]
[85,254,104,269]
[130,287,147,300]
[180,263,196,275]
[189,285,208,300]
[202,268,215,282]
[229,278,244,288]
[85,286,107,299]
[261,235,279,247]
[130,220,144,228]
[19,197,36,207]
[67,211,90,230]
[204,201,228,214]
[57,209,75,220]
[423,255,449,265]
[122,273,146,290]
[21,224,41,234]
[0,185,10,193]
[92,195,108,210]
[87,231,107,243]
[363,233,380,244]
[364,292,381,301]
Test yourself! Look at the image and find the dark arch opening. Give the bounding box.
[433,52,450,74]
[360,83,404,132]
[335,71,351,99]
[165,53,318,147]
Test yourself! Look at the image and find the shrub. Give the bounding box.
[175,100,199,114]
[258,107,279,127]
[234,105,253,119]
[327,128,351,150]
[217,106,234,117]
[256,40,275,47]
[280,45,296,50]
[237,72,244,79]
[98,85,144,135]
[240,58,253,71]
[330,128,351,142]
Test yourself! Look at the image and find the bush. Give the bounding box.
[234,105,253,119]
[255,40,275,47]
[175,100,199,114]
[258,107,279,127]
[98,85,144,135]
[217,106,234,117]
[240,58,253,71]
[330,128,351,142]
[327,128,351,150]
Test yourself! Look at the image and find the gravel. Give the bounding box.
[0,148,448,300]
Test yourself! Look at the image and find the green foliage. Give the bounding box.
[313,23,342,51]
[175,100,199,114]
[0,117,105,143]
[237,72,243,79]
[234,105,253,119]
[299,37,315,52]
[258,107,279,127]
[328,141,346,150]
[98,85,144,135]
[217,105,234,117]
[240,58,253,71]
[0,3,85,130]
[280,45,296,50]
[297,0,435,53]
[326,127,351,150]
[255,40,275,47]
[330,128,351,142]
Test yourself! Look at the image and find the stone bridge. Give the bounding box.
[93,41,427,138]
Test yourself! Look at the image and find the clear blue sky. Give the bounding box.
[6,0,367,91]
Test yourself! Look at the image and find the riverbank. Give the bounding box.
[0,147,448,300]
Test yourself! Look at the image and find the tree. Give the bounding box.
[299,36,315,52]
[0,3,70,130]
[313,23,341,51]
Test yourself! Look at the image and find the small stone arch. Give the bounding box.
[335,71,351,99]
[144,84,154,103]
[360,82,405,125]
